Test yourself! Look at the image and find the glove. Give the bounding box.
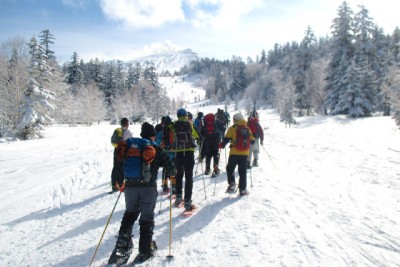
[116,181,125,192]
[218,142,223,149]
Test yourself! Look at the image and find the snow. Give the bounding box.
[1,78,400,267]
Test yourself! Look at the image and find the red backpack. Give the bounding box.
[235,125,251,151]
[248,117,258,135]
[203,113,216,136]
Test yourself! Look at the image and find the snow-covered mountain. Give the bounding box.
[129,48,198,73]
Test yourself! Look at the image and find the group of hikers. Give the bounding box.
[108,107,264,263]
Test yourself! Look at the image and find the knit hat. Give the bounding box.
[140,122,156,139]
[233,112,244,121]
[177,108,187,117]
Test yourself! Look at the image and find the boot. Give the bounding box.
[115,233,133,255]
[252,159,258,167]
[246,161,252,169]
[205,167,211,175]
[213,166,220,175]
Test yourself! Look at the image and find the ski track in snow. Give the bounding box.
[1,107,400,267]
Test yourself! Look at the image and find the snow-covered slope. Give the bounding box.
[129,49,198,73]
[1,82,400,266]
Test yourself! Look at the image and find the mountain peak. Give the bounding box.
[129,49,198,73]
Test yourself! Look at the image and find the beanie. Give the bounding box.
[233,113,244,121]
[177,108,187,117]
[140,122,156,139]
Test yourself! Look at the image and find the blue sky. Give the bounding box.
[1,0,398,63]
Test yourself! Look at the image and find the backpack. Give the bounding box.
[203,113,217,137]
[116,137,156,182]
[162,116,174,149]
[215,110,227,126]
[248,117,259,137]
[111,127,123,147]
[194,117,203,132]
[174,120,194,150]
[235,125,251,151]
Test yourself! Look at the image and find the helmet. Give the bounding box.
[177,108,187,117]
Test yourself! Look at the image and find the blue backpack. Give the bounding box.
[117,137,156,182]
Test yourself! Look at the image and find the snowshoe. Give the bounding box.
[162,185,170,195]
[239,189,249,196]
[225,183,237,194]
[108,234,133,266]
[132,241,157,265]
[174,197,183,208]
[182,203,197,217]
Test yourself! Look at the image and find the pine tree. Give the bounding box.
[17,36,56,139]
[65,52,84,95]
[325,1,355,115]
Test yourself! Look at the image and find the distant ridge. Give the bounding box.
[128,49,198,73]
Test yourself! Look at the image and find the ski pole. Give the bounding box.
[261,145,276,168]
[89,182,124,267]
[167,177,174,262]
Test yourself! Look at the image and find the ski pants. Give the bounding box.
[226,155,248,191]
[248,137,260,163]
[119,186,158,254]
[174,151,195,203]
[111,148,123,188]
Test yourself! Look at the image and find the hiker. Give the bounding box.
[110,117,133,192]
[215,108,229,142]
[155,116,165,145]
[172,108,200,212]
[247,111,264,168]
[159,115,176,195]
[193,112,204,133]
[110,122,174,264]
[219,112,255,196]
[200,113,221,177]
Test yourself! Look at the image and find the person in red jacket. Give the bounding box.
[247,111,264,168]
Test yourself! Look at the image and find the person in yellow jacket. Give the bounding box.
[171,108,200,211]
[219,112,255,195]
[110,118,133,192]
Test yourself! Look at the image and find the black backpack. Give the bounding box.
[174,120,194,150]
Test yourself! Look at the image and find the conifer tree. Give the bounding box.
[17,36,56,139]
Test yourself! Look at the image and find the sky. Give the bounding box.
[0,0,399,63]
[1,76,400,266]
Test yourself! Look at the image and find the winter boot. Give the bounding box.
[252,159,258,167]
[246,161,252,169]
[162,184,170,194]
[226,183,236,193]
[134,241,157,264]
[174,195,183,207]
[239,189,249,196]
[213,166,220,175]
[115,233,133,256]
[205,167,211,175]
[184,200,196,212]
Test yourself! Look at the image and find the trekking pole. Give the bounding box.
[261,145,276,168]
[158,168,166,214]
[199,159,207,199]
[250,165,253,187]
[166,177,174,262]
[195,139,204,175]
[89,182,124,267]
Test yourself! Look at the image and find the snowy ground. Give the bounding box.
[1,80,400,266]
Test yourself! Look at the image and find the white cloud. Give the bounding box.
[100,0,185,28]
[188,0,265,30]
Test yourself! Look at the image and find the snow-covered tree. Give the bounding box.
[17,35,56,139]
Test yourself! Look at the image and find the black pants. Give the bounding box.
[226,155,247,191]
[111,149,123,188]
[201,137,220,169]
[175,151,195,203]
